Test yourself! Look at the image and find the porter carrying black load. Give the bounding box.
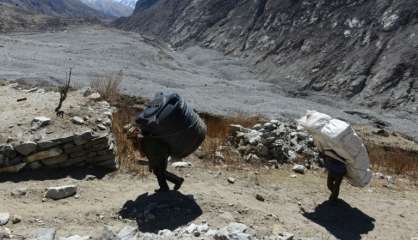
[136,92,207,158]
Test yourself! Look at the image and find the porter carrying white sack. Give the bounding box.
[298,110,372,187]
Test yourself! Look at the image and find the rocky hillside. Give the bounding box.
[0,4,49,32]
[0,0,103,17]
[115,0,418,113]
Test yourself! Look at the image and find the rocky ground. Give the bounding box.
[0,26,416,141]
[0,157,417,240]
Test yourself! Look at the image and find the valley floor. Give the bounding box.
[0,25,416,140]
[0,159,417,240]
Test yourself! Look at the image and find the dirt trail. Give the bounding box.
[0,157,417,240]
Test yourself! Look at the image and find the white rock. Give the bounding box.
[292,164,305,174]
[386,176,395,184]
[287,150,297,161]
[31,116,51,130]
[184,223,199,234]
[277,232,295,240]
[214,222,253,240]
[11,188,27,197]
[118,226,138,240]
[26,87,38,93]
[375,172,385,179]
[32,228,56,240]
[245,153,260,162]
[215,151,225,161]
[45,185,77,200]
[253,123,262,130]
[97,124,107,130]
[246,130,262,145]
[227,177,236,184]
[72,116,85,125]
[171,161,192,168]
[382,13,400,31]
[158,229,173,237]
[0,213,10,226]
[87,92,101,100]
[59,235,90,240]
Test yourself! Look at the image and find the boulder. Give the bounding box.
[171,161,192,168]
[11,188,28,197]
[255,194,265,202]
[292,164,305,174]
[32,228,57,240]
[227,177,236,184]
[214,222,254,240]
[45,185,77,200]
[72,116,85,125]
[87,92,101,100]
[0,213,10,226]
[97,124,107,130]
[32,116,51,130]
[14,141,37,156]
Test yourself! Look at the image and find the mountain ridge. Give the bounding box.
[0,0,104,17]
[115,0,418,113]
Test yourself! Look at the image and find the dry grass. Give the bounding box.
[354,125,418,179]
[367,143,418,179]
[112,107,148,175]
[199,112,265,166]
[90,71,124,104]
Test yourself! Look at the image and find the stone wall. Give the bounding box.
[0,131,118,173]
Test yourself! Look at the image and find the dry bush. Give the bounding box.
[90,70,124,104]
[367,143,418,179]
[199,112,265,165]
[112,107,148,175]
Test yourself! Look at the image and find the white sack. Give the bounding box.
[298,111,372,187]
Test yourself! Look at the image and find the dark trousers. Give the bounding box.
[327,172,344,201]
[141,137,183,191]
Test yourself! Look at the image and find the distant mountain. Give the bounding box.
[0,0,103,17]
[114,0,137,9]
[81,0,133,17]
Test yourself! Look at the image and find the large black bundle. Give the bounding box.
[136,92,207,158]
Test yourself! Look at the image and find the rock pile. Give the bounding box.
[228,120,319,167]
[23,222,301,240]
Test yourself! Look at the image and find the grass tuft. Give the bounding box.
[90,70,124,104]
[112,107,148,175]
